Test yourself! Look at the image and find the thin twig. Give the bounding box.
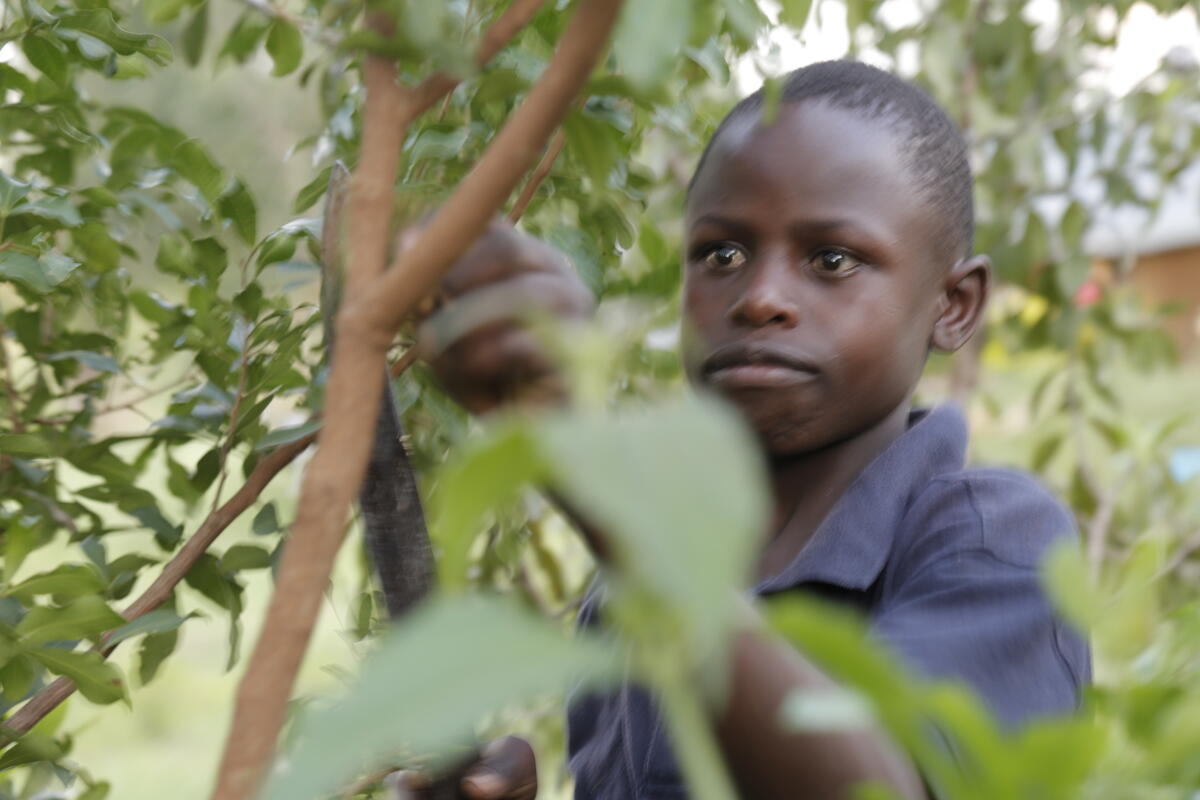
[508,125,567,222]
[389,347,419,378]
[0,428,317,739]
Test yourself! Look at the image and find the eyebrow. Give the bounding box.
[689,213,892,248]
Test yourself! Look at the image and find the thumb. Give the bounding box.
[460,736,537,800]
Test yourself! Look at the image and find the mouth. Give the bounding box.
[701,341,820,389]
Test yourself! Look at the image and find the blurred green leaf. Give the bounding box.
[778,0,814,27]
[221,545,272,571]
[255,419,321,450]
[261,594,618,800]
[614,0,692,92]
[181,4,209,65]
[27,647,127,704]
[170,139,226,205]
[106,609,190,648]
[17,595,127,645]
[6,565,106,600]
[430,423,545,587]
[0,171,31,212]
[266,20,303,77]
[537,396,767,649]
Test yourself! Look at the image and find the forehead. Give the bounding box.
[686,102,936,246]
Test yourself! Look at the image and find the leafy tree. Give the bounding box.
[1,0,1199,798]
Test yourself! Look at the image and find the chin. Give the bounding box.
[734,400,834,457]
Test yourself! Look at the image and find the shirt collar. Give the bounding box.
[754,405,968,595]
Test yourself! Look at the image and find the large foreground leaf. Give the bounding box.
[262,595,618,800]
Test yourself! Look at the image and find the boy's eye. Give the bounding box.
[812,249,861,275]
[702,244,748,272]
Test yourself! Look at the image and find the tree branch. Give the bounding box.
[508,125,567,222]
[365,0,622,334]
[1,430,318,739]
[208,2,622,797]
[406,0,550,116]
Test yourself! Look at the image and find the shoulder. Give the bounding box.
[894,465,1077,573]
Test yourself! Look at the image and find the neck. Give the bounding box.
[758,400,913,579]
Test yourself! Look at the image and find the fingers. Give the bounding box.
[461,736,538,800]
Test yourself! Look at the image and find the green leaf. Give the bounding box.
[564,112,622,187]
[22,33,69,85]
[144,0,191,24]
[182,4,209,66]
[266,20,303,77]
[17,595,127,645]
[1040,539,1101,632]
[129,505,183,550]
[1060,201,1088,250]
[221,544,272,571]
[779,0,814,27]
[12,195,82,227]
[27,646,127,704]
[0,729,66,771]
[721,0,769,44]
[78,782,111,800]
[219,179,257,245]
[254,419,322,451]
[429,423,545,587]
[138,629,179,685]
[47,350,121,374]
[261,595,617,800]
[293,166,332,213]
[255,230,297,269]
[106,609,189,647]
[0,251,51,293]
[0,171,31,212]
[0,433,60,458]
[58,10,172,64]
[537,397,768,649]
[252,502,280,535]
[0,654,38,704]
[170,139,226,205]
[613,0,692,92]
[221,12,270,62]
[6,564,107,600]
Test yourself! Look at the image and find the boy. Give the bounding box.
[412,60,1090,799]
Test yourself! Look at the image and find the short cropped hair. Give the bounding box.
[690,60,975,261]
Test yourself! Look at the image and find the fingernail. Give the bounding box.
[462,771,505,797]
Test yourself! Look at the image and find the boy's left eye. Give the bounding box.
[811,249,861,275]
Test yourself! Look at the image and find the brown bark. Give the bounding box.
[508,126,568,222]
[208,3,623,798]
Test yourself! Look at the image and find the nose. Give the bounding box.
[727,255,800,328]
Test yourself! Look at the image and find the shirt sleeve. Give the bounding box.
[869,471,1091,730]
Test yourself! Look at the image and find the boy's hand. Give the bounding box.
[386,736,538,800]
[415,219,595,415]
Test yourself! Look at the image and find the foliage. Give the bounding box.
[0,0,1199,798]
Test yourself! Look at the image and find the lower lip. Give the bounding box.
[706,364,818,389]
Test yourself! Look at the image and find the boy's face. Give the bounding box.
[682,101,953,457]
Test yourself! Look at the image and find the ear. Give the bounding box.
[931,254,991,352]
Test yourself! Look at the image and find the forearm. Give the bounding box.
[712,601,926,800]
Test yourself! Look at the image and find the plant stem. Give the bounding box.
[656,670,739,800]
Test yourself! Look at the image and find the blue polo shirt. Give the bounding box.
[566,406,1091,799]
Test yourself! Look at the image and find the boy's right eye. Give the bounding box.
[700,243,748,272]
